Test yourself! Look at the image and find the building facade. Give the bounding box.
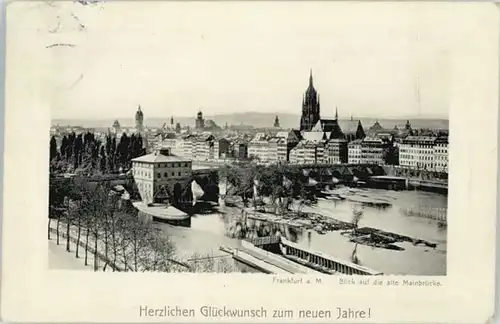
[193,134,215,161]
[216,138,231,159]
[399,136,436,170]
[348,140,362,164]
[248,133,271,162]
[276,138,287,162]
[325,138,348,164]
[268,138,279,163]
[275,130,302,161]
[131,148,193,204]
[360,137,387,164]
[433,136,448,172]
[233,140,249,160]
[289,140,324,164]
[399,135,448,172]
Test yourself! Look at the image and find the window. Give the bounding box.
[172,172,175,176]
[178,172,181,176]
[164,172,168,177]
[157,173,161,178]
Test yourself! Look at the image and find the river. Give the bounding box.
[155,187,447,275]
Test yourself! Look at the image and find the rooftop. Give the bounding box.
[131,150,191,163]
[403,136,438,143]
[302,131,327,143]
[338,120,361,133]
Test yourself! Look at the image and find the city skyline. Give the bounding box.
[41,1,462,120]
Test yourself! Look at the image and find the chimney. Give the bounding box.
[159,148,171,156]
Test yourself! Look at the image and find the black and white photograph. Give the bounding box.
[45,0,450,276]
[4,1,499,323]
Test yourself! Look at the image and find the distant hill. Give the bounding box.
[52,112,449,131]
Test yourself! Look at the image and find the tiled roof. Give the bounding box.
[338,120,360,133]
[131,152,191,163]
[403,136,437,144]
[314,119,338,132]
[327,138,347,143]
[363,137,384,143]
[369,121,384,130]
[302,131,327,143]
[251,132,270,142]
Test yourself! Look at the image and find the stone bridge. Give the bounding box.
[285,163,387,185]
[52,167,221,207]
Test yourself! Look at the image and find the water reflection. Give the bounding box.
[157,187,447,275]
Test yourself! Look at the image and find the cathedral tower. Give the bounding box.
[299,69,321,131]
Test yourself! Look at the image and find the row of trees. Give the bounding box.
[50,132,146,175]
[48,177,237,272]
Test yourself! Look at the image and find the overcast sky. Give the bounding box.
[16,1,481,120]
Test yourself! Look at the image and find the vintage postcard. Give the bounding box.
[1,1,498,323]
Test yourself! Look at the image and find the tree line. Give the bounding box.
[48,178,237,272]
[49,131,146,175]
[220,163,316,213]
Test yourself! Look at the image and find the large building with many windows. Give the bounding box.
[193,134,215,161]
[360,137,389,164]
[434,136,449,172]
[248,133,271,162]
[399,136,448,172]
[348,139,362,164]
[289,140,325,164]
[325,138,348,164]
[131,148,193,204]
[399,136,436,170]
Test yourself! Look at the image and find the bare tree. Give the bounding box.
[351,205,364,265]
[141,228,177,272]
[123,214,150,272]
[108,208,120,270]
[74,200,83,258]
[187,253,238,273]
[352,206,363,228]
[79,182,108,269]
[65,200,77,252]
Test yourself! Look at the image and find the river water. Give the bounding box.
[156,187,447,275]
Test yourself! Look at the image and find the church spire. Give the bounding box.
[274,115,280,128]
[335,107,339,120]
[300,69,320,131]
